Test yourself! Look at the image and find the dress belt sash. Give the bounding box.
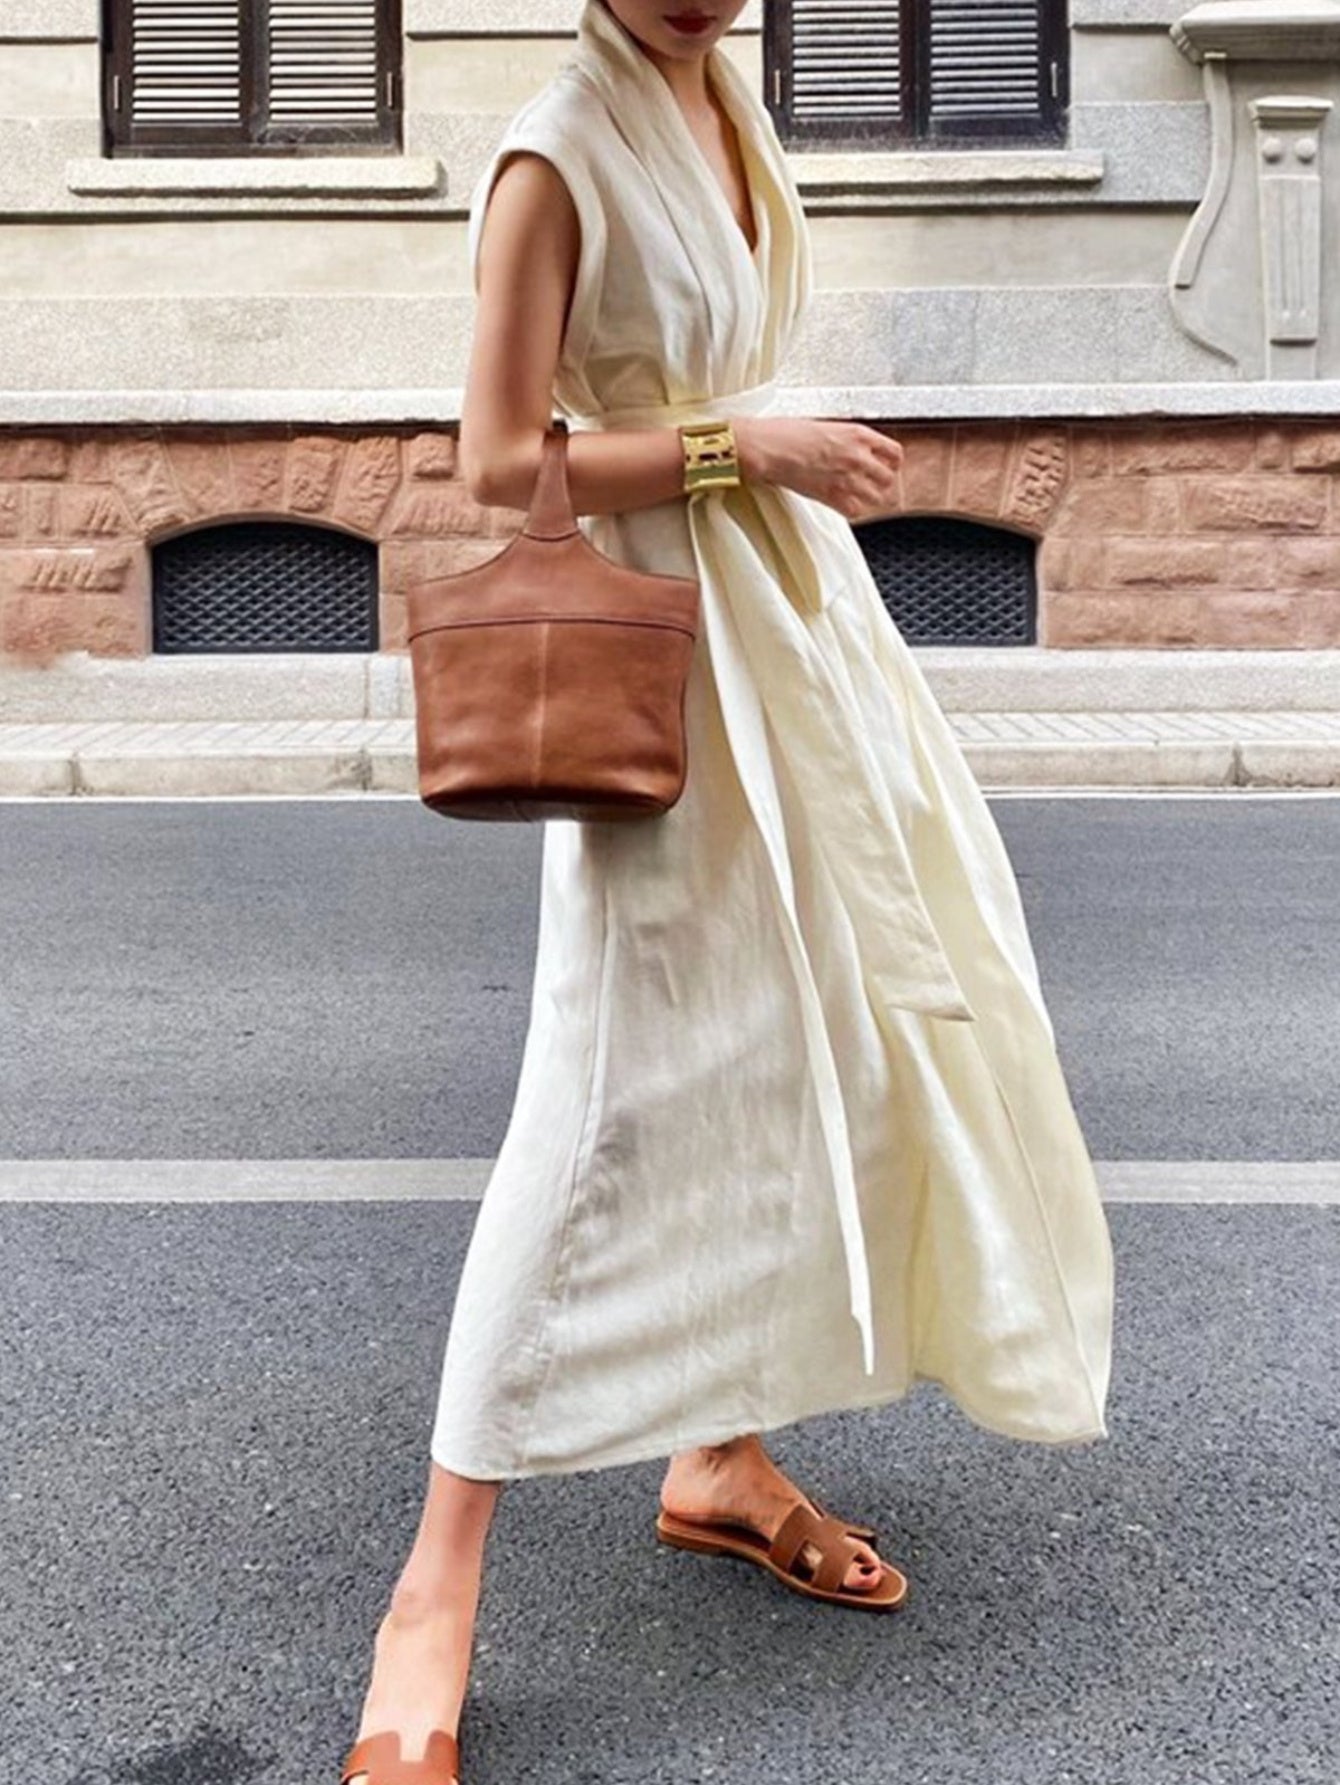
[566,381,978,1376]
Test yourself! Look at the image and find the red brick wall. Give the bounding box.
[3,416,1339,659]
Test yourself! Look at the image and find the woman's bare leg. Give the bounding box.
[344,1460,503,1784]
[660,1432,886,1591]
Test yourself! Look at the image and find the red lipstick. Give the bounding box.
[664,11,715,33]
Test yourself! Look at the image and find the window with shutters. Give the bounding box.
[102,0,403,155]
[766,0,1068,148]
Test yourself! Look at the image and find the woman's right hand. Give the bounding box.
[736,417,904,521]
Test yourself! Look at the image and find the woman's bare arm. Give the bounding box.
[458,149,904,522]
[459,151,687,517]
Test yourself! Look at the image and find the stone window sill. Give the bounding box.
[65,156,444,199]
[789,148,1106,202]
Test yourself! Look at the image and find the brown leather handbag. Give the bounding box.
[405,419,701,822]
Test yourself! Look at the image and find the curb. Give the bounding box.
[3,717,1340,795]
[5,651,1340,794]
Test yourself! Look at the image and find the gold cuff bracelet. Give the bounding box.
[679,418,741,494]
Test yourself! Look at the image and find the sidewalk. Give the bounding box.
[3,647,1340,794]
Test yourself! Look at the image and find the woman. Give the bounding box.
[340,3,1115,1780]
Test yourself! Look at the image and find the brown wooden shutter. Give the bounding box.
[767,0,1066,147]
[787,2,906,129]
[927,0,1057,137]
[104,0,402,154]
[264,1,384,133]
[114,0,248,142]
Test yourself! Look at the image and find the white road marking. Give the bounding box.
[0,788,1339,804]
[0,1159,1336,1203]
[0,1159,493,1201]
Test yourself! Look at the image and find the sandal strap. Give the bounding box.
[769,1501,870,1595]
[340,1729,460,1785]
[769,1499,823,1573]
[811,1525,868,1595]
[810,1495,877,1543]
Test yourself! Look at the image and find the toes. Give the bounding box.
[845,1542,883,1591]
[802,1535,885,1592]
[799,1535,885,1593]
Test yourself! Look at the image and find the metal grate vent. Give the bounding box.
[855,514,1037,645]
[152,521,379,653]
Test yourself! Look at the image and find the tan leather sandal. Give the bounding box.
[655,1499,908,1612]
[339,1728,460,1785]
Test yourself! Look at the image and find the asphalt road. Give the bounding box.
[5,1197,1337,1785]
[0,794,1337,1161]
[2,795,1338,1785]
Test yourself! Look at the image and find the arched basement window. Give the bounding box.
[854,514,1037,645]
[152,520,379,653]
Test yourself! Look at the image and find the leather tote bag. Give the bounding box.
[406,419,702,822]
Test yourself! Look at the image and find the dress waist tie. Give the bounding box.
[566,382,978,1377]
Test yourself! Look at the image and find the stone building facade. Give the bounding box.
[1,0,1338,661]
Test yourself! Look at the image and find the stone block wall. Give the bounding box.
[2,416,1339,660]
[898,417,1340,648]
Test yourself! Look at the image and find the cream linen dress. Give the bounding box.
[428,0,1114,1480]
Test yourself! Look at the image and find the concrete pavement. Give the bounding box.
[3,647,1340,793]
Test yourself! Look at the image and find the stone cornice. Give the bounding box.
[7,383,1340,427]
[65,157,445,199]
[791,149,1106,199]
[1172,0,1340,63]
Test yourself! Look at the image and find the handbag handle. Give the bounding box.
[523,418,579,543]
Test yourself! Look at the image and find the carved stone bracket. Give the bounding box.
[1251,95,1331,366]
[1169,2,1340,377]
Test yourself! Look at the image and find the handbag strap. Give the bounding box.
[523,418,579,542]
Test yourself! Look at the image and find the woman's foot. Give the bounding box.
[659,1433,887,1594]
[342,1462,502,1785]
[343,1589,472,1783]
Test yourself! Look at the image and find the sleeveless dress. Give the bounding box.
[427,0,1115,1480]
